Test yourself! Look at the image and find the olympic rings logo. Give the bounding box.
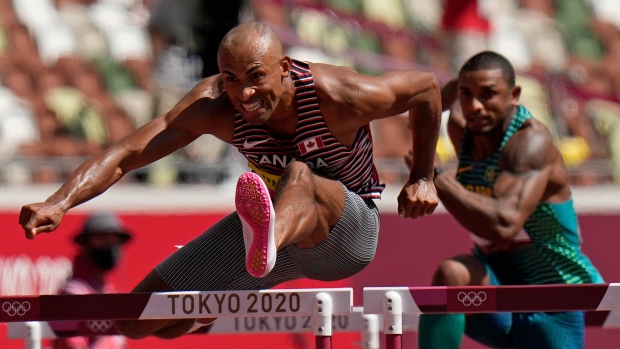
[2,301,31,316]
[86,320,113,332]
[457,292,487,306]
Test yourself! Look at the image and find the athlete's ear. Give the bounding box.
[511,85,521,106]
[281,56,291,78]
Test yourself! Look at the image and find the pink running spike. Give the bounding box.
[235,172,277,278]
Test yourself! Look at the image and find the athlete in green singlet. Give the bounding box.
[415,51,604,349]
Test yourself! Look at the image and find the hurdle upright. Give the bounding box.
[1,288,354,349]
[364,283,620,349]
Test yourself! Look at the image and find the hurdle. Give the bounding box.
[7,306,408,349]
[364,283,620,349]
[8,309,617,349]
[1,288,353,349]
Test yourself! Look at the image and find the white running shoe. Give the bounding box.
[235,172,276,278]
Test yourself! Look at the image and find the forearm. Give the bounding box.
[45,150,128,211]
[408,77,442,181]
[434,173,513,244]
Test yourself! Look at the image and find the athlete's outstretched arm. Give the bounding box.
[20,77,235,239]
[434,125,562,246]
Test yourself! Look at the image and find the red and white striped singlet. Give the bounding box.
[231,60,385,199]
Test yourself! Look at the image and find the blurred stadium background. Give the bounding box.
[1,0,619,348]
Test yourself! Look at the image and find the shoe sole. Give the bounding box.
[235,172,276,278]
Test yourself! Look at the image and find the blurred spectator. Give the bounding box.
[555,0,605,62]
[251,0,290,30]
[370,114,412,184]
[486,0,568,74]
[85,0,154,128]
[587,98,620,184]
[193,1,246,77]
[0,0,618,187]
[356,0,416,63]
[440,0,491,73]
[516,0,568,72]
[144,0,245,185]
[148,0,204,117]
[0,86,39,184]
[52,211,132,349]
[1,22,45,76]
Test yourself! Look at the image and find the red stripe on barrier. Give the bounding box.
[411,284,612,313]
[0,294,152,322]
[0,296,40,322]
[586,310,611,327]
[409,287,448,313]
[495,284,610,312]
[39,293,152,321]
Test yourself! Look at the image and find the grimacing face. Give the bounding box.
[218,47,289,125]
[458,68,520,134]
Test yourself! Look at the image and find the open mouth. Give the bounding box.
[242,100,264,112]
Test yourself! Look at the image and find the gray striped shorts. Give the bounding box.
[155,186,379,291]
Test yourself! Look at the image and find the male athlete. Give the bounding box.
[415,51,604,348]
[19,22,442,339]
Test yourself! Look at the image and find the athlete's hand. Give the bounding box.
[19,202,66,240]
[397,178,438,219]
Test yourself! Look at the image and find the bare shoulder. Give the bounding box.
[309,62,366,103]
[309,62,435,113]
[502,117,559,172]
[309,62,431,99]
[171,75,232,113]
[186,75,227,100]
[167,75,236,141]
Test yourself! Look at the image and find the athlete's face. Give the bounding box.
[458,68,520,134]
[218,40,290,125]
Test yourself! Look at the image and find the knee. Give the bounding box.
[277,162,313,194]
[431,259,471,286]
[282,161,312,181]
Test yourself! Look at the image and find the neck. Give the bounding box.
[266,76,298,137]
[470,106,517,160]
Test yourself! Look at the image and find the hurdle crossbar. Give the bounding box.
[364,283,620,349]
[1,288,353,349]
[7,307,404,349]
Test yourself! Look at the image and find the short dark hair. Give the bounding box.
[459,51,515,87]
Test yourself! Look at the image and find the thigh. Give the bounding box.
[464,259,514,348]
[512,311,585,349]
[155,212,304,291]
[433,254,490,286]
[286,186,380,281]
[276,163,346,233]
[465,312,513,348]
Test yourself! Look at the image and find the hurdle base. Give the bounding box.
[386,333,402,349]
[315,335,332,349]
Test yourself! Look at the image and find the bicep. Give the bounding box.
[118,92,232,171]
[113,116,198,172]
[314,65,438,122]
[493,130,555,226]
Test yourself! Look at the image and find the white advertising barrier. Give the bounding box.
[8,307,421,349]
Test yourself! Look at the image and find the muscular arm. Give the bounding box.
[434,125,562,245]
[21,77,235,237]
[311,63,442,217]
